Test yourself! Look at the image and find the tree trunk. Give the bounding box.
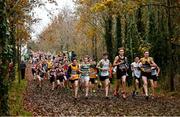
[0,0,10,115]
[167,0,175,91]
[104,14,113,62]
[136,7,144,38]
[115,15,122,55]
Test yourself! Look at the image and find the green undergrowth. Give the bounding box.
[8,73,32,116]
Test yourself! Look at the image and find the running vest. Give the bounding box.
[80,63,90,77]
[140,57,153,73]
[151,67,157,76]
[42,63,48,71]
[37,65,45,77]
[50,69,56,76]
[56,68,64,77]
[90,67,98,78]
[131,62,141,78]
[31,63,37,70]
[117,56,128,72]
[70,64,79,80]
[99,59,110,76]
[47,61,53,69]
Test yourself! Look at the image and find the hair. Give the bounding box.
[103,52,109,56]
[134,56,139,59]
[84,57,89,60]
[72,57,77,62]
[118,47,125,51]
[144,50,149,53]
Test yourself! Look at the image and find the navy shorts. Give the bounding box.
[99,76,109,81]
[116,71,127,79]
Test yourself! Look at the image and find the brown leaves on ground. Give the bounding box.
[23,66,180,116]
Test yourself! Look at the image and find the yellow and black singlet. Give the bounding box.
[140,57,153,73]
[68,64,79,80]
[90,68,98,79]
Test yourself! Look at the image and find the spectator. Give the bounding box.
[20,60,26,79]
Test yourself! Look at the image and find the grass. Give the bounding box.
[8,74,32,116]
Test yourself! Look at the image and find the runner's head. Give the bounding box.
[72,58,77,65]
[144,51,149,58]
[103,52,108,60]
[84,57,89,63]
[64,60,68,65]
[118,47,125,56]
[89,57,93,62]
[134,57,139,62]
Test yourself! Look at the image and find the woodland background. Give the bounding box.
[0,0,179,115]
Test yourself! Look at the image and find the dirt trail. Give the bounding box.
[23,65,180,116]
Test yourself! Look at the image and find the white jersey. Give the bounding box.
[99,59,110,77]
[151,67,157,76]
[131,62,141,78]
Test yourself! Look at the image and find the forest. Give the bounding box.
[30,0,180,91]
[0,0,180,116]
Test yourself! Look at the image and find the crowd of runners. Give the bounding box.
[30,47,160,101]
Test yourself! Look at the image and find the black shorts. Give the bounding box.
[134,76,141,79]
[133,77,140,82]
[116,70,127,79]
[39,73,44,78]
[141,71,151,79]
[109,78,113,84]
[69,79,78,84]
[50,76,55,83]
[31,69,36,75]
[57,76,64,82]
[90,78,96,84]
[151,75,158,81]
[99,76,109,81]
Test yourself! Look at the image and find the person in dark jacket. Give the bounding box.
[20,60,26,79]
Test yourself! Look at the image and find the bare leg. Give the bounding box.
[154,81,158,96]
[74,80,79,99]
[105,79,110,97]
[150,79,154,97]
[135,79,139,92]
[121,75,127,99]
[142,76,148,96]
[85,80,89,97]
[114,79,120,96]
[52,81,55,90]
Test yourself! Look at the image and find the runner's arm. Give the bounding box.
[150,59,157,67]
[157,66,160,76]
[96,60,102,70]
[113,56,123,66]
[67,66,72,77]
[131,63,134,71]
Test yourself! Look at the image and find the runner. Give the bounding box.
[47,57,53,79]
[151,65,160,97]
[97,53,111,99]
[80,57,91,98]
[131,57,141,98]
[42,59,48,79]
[139,51,157,100]
[49,65,56,90]
[113,47,129,99]
[89,60,98,93]
[63,60,69,88]
[31,60,37,80]
[56,64,66,88]
[67,58,80,100]
[36,61,46,88]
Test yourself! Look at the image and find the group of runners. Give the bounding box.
[31,47,160,101]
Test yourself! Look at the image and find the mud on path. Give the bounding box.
[23,65,180,116]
